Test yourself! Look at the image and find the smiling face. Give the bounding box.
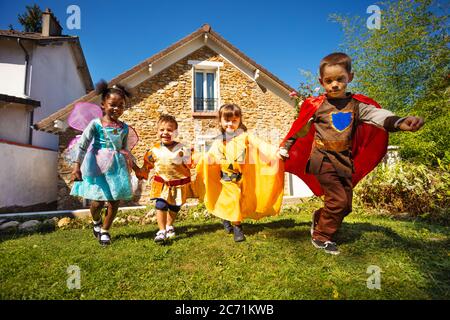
[319,64,353,99]
[158,121,177,145]
[220,115,241,133]
[102,93,125,121]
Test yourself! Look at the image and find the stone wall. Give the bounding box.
[57,46,296,209]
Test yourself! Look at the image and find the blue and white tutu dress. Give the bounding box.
[70,118,133,201]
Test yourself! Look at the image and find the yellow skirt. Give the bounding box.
[149,180,189,207]
[194,133,285,222]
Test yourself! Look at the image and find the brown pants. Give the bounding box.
[312,161,353,242]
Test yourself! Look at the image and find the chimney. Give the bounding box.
[41,8,62,37]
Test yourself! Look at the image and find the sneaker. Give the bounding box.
[222,220,233,234]
[166,225,176,238]
[99,232,111,246]
[323,241,340,255]
[311,238,326,249]
[311,210,320,236]
[93,221,102,239]
[311,238,340,255]
[233,224,246,242]
[154,230,166,243]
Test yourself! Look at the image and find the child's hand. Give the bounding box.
[398,116,424,132]
[71,163,82,181]
[134,167,146,180]
[277,147,289,161]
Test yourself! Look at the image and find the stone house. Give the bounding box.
[35,24,313,210]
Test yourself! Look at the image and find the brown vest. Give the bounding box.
[306,98,359,177]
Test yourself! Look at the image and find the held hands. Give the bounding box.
[277,147,289,161]
[398,116,424,132]
[132,164,146,180]
[71,163,82,182]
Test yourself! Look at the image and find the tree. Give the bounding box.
[18,4,43,32]
[331,0,449,165]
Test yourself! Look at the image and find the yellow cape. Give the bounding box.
[194,132,285,222]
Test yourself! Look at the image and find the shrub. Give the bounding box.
[354,161,450,225]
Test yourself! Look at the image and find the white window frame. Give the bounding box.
[188,60,222,112]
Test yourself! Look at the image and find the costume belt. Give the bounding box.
[153,176,191,187]
[220,171,242,182]
[314,139,351,152]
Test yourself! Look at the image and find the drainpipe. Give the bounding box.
[18,38,33,145]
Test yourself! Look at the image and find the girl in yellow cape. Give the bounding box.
[194,104,285,242]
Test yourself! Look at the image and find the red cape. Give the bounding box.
[282,94,388,196]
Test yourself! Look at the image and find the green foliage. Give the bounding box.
[18,4,42,32]
[291,70,324,115]
[390,80,450,166]
[355,161,450,224]
[331,0,449,166]
[331,0,449,113]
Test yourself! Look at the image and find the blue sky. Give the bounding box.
[0,0,379,88]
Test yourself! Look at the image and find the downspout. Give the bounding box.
[18,38,33,145]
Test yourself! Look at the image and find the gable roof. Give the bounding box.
[0,30,93,93]
[0,29,76,42]
[34,24,296,133]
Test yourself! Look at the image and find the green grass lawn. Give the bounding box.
[0,202,449,300]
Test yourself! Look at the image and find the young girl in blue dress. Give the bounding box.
[71,80,135,246]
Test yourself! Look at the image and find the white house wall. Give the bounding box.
[0,103,30,144]
[30,42,87,150]
[291,174,314,197]
[0,142,57,208]
[0,39,32,97]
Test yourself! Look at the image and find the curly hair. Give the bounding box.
[95,79,132,102]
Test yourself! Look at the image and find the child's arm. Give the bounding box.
[120,126,137,170]
[278,117,314,159]
[396,116,424,132]
[135,150,155,180]
[358,103,424,132]
[181,145,196,168]
[70,120,96,181]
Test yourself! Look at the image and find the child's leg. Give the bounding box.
[165,204,181,238]
[90,200,104,239]
[313,161,352,243]
[90,200,105,222]
[166,202,181,226]
[156,209,168,231]
[102,200,120,230]
[166,210,176,227]
[95,201,119,246]
[166,210,177,238]
[154,206,168,243]
[154,199,170,242]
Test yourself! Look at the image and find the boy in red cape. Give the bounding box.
[280,52,424,255]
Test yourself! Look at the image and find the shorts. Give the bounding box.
[154,198,181,213]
